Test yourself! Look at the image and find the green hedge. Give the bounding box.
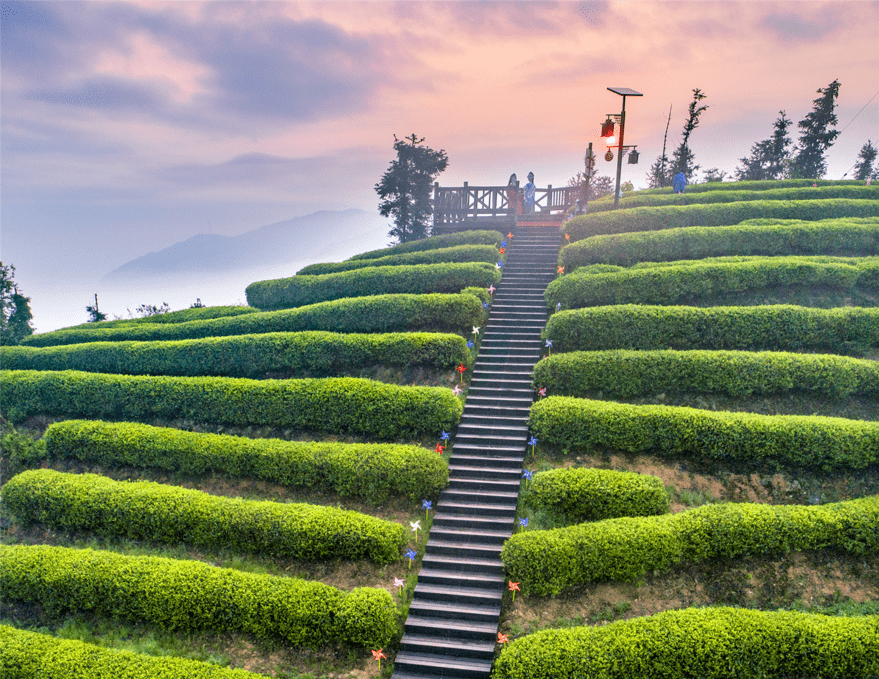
[543,305,879,353]
[565,199,879,241]
[625,178,867,196]
[585,184,879,214]
[0,371,462,439]
[57,306,261,333]
[0,625,272,678]
[532,350,879,399]
[297,244,500,275]
[42,420,448,503]
[560,218,879,269]
[245,262,501,310]
[348,230,503,261]
[3,469,406,563]
[0,545,398,648]
[492,607,879,678]
[522,467,668,523]
[20,293,483,348]
[3,331,467,378]
[546,257,879,309]
[528,396,879,471]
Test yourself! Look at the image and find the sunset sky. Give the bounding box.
[2,0,878,331]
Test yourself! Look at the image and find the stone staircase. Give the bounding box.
[392,226,562,679]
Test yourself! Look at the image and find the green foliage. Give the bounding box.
[0,545,398,648]
[545,256,879,309]
[0,422,46,477]
[559,217,879,269]
[791,79,841,180]
[20,293,483,348]
[0,371,463,439]
[491,607,879,678]
[585,184,879,214]
[565,198,879,242]
[43,420,448,503]
[631,178,862,196]
[734,110,793,181]
[348,230,503,261]
[3,331,468,378]
[0,262,34,346]
[528,396,879,471]
[3,469,406,563]
[543,305,879,354]
[0,625,271,678]
[245,262,501,310]
[532,350,879,399]
[669,88,709,181]
[522,467,669,524]
[854,139,877,180]
[297,244,500,275]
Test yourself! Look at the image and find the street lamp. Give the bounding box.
[606,87,642,209]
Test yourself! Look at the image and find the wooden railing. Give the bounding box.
[433,183,578,231]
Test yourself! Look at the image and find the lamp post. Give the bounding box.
[606,87,642,209]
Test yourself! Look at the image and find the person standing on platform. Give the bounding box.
[524,172,536,214]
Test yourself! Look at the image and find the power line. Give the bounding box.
[838,87,879,136]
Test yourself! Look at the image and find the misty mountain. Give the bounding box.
[102,209,390,282]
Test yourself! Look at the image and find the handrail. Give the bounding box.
[433,183,577,229]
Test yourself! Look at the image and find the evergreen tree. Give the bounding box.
[375,134,449,244]
[86,294,107,323]
[0,262,34,345]
[735,111,792,181]
[791,79,841,179]
[646,105,673,188]
[670,89,709,181]
[853,140,877,180]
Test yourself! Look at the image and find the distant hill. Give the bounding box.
[103,209,390,282]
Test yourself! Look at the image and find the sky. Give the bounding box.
[2,0,878,332]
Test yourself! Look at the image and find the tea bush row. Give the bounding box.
[532,349,879,399]
[491,607,879,679]
[0,371,462,440]
[348,229,503,260]
[245,262,501,310]
[3,331,468,378]
[546,257,879,309]
[585,184,879,214]
[522,467,669,523]
[528,396,879,471]
[501,495,879,594]
[543,305,879,354]
[57,305,261,333]
[565,199,879,241]
[559,218,879,269]
[3,469,406,564]
[20,293,483,348]
[0,545,397,648]
[623,177,867,196]
[41,420,448,503]
[297,244,500,275]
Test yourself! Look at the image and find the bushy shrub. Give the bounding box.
[3,331,468,378]
[0,371,463,439]
[522,467,669,523]
[0,546,398,648]
[0,625,272,678]
[492,607,879,678]
[528,396,879,471]
[501,495,879,594]
[297,244,500,275]
[560,218,879,269]
[3,469,406,563]
[56,305,261,333]
[623,177,866,196]
[565,199,879,241]
[543,305,879,354]
[585,184,879,214]
[43,420,447,503]
[20,293,483,348]
[532,350,879,399]
[245,262,501,310]
[546,257,879,309]
[348,230,503,260]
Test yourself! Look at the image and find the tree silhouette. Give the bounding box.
[735,111,792,181]
[853,140,877,180]
[0,262,34,345]
[375,134,449,244]
[670,89,709,181]
[791,79,841,179]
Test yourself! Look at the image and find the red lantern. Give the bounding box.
[600,118,614,137]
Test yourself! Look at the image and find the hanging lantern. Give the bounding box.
[628,149,640,164]
[604,149,614,162]
[600,117,615,138]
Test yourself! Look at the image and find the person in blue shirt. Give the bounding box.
[673,172,687,194]
[524,172,536,213]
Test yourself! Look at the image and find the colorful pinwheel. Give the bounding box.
[522,470,533,483]
[467,339,475,349]
[456,362,466,382]
[482,301,489,309]
[508,581,520,602]
[410,519,421,542]
[499,247,506,255]
[422,499,432,519]
[501,240,507,248]
[472,325,480,335]
[495,261,504,269]
[372,649,386,671]
[557,265,565,274]
[488,284,496,295]
[565,233,570,241]
[435,443,445,454]
[507,232,514,239]
[537,387,547,398]
[497,632,510,645]
[519,517,529,531]
[405,548,417,568]
[545,339,553,355]
[440,430,450,444]
[394,577,405,596]
[528,435,538,453]
[556,302,562,312]
[453,384,463,396]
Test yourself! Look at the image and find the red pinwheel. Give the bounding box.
[499,247,506,255]
[456,362,466,382]
[507,232,514,239]
[372,649,387,671]
[435,443,446,454]
[565,233,570,241]
[557,265,565,274]
[508,581,520,602]
[497,632,510,645]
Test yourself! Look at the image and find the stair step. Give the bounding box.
[448,454,524,467]
[393,650,494,679]
[399,633,496,661]
[417,566,506,588]
[430,514,514,533]
[434,500,517,518]
[420,553,504,574]
[408,598,500,622]
[448,463,523,478]
[401,615,498,640]
[429,526,512,545]
[448,476,521,493]
[440,488,520,504]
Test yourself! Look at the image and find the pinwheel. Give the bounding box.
[410,519,421,542]
[565,233,570,241]
[439,430,450,444]
[472,326,480,335]
[499,246,506,255]
[519,517,529,531]
[537,387,547,398]
[482,301,489,310]
[528,435,538,453]
[405,547,417,568]
[556,302,562,312]
[508,581,520,602]
[372,649,386,671]
[522,470,533,484]
[501,240,507,248]
[495,261,504,269]
[453,384,463,396]
[394,577,405,596]
[488,284,496,295]
[435,443,445,454]
[507,232,514,239]
[557,265,565,275]
[467,339,475,349]
[497,632,510,645]
[456,362,466,382]
[545,339,553,355]
[422,499,432,519]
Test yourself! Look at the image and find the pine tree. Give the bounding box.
[791,79,841,179]
[375,134,449,244]
[735,111,792,181]
[670,89,708,181]
[0,262,34,345]
[853,140,877,180]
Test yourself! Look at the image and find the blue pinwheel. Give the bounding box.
[519,517,529,531]
[467,339,474,349]
[483,301,489,309]
[556,302,562,312]
[495,260,504,269]
[422,499,433,519]
[545,339,553,355]
[501,240,507,248]
[440,430,450,442]
[528,436,538,454]
[405,548,417,568]
[522,470,533,482]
